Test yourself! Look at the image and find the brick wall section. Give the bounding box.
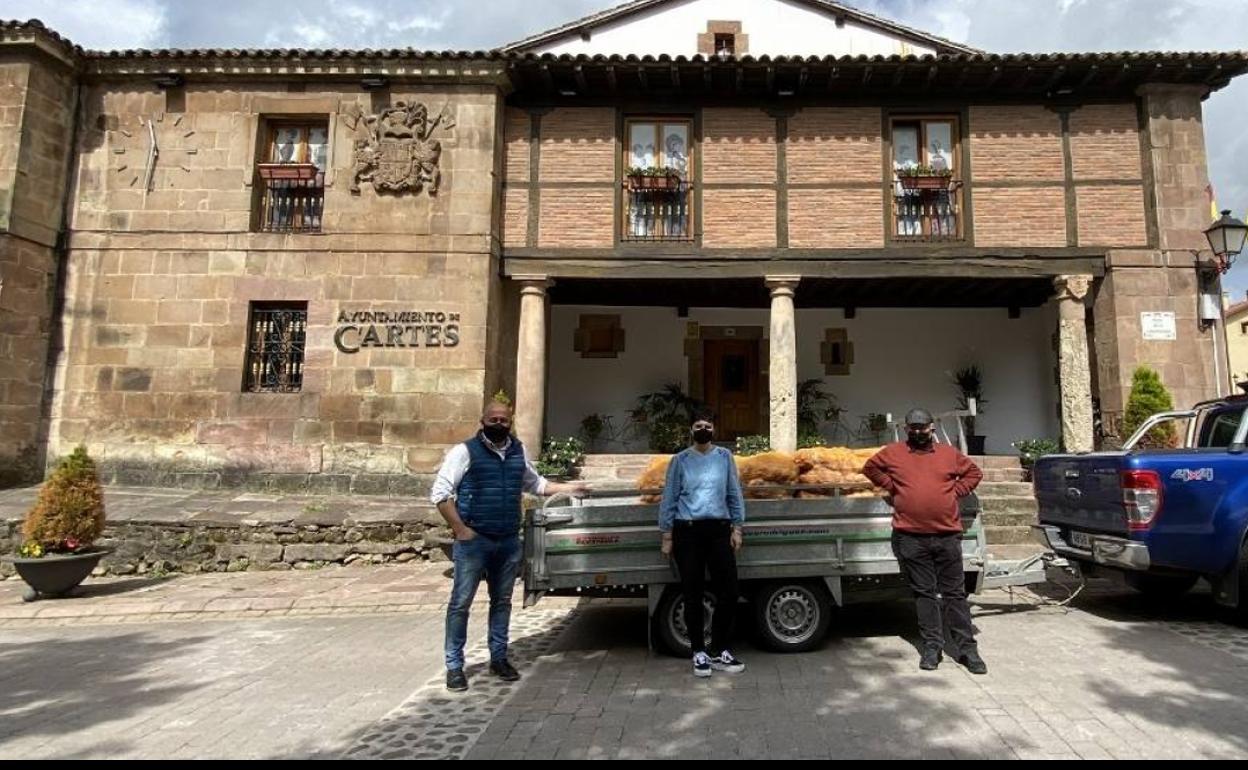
[539,188,614,247]
[702,189,776,247]
[972,187,1067,247]
[969,106,1065,182]
[703,108,776,183]
[786,108,882,184]
[788,189,883,248]
[503,188,529,248]
[1077,185,1148,246]
[504,108,531,183]
[538,108,615,182]
[1070,104,1143,181]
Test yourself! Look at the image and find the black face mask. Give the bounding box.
[482,423,510,443]
[907,430,934,448]
[692,428,714,444]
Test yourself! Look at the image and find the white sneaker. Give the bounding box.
[711,650,745,674]
[692,651,713,678]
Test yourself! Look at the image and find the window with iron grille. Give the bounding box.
[243,302,308,393]
[890,116,963,242]
[623,119,693,242]
[254,121,327,233]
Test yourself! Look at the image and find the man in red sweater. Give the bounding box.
[863,408,988,674]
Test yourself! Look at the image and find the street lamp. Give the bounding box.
[1205,209,1248,274]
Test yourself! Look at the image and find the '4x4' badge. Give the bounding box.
[1171,468,1214,482]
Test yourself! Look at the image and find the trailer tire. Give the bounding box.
[753,580,832,653]
[653,586,715,657]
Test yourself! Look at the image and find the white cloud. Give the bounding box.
[4,0,166,49]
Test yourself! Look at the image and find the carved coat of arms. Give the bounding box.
[345,101,454,196]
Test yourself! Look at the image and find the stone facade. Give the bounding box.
[0,17,1242,489]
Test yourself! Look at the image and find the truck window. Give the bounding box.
[1199,408,1245,448]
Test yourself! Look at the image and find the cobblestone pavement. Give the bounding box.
[4,566,1248,759]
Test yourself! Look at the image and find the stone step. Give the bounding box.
[978,495,1038,515]
[982,511,1038,528]
[985,543,1047,560]
[982,469,1027,482]
[984,525,1038,545]
[971,455,1024,469]
[580,454,661,467]
[977,481,1033,496]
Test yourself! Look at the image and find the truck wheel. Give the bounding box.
[753,580,832,653]
[1124,572,1198,598]
[653,586,714,658]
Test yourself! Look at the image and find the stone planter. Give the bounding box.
[8,548,111,602]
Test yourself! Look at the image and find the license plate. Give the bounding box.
[1068,531,1092,549]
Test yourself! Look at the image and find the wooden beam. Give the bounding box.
[605,65,617,93]
[798,66,809,93]
[1013,65,1034,89]
[573,65,587,93]
[670,64,681,90]
[539,64,554,93]
[766,66,775,93]
[826,65,840,90]
[637,65,649,90]
[862,64,873,85]
[891,63,907,87]
[954,66,971,89]
[984,65,1002,89]
[1042,64,1067,91]
[1107,63,1132,88]
[925,64,938,90]
[735,65,744,93]
[1075,64,1100,90]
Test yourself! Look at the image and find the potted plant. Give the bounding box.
[865,413,889,445]
[579,413,606,452]
[633,383,702,453]
[8,446,110,602]
[952,365,988,455]
[536,436,586,480]
[896,164,954,191]
[625,166,682,191]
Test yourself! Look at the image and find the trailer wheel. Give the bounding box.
[653,586,715,657]
[753,580,832,653]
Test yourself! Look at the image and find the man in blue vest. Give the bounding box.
[431,401,587,691]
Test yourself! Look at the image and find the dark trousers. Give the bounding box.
[672,519,739,656]
[891,531,977,656]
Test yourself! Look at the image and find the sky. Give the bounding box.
[8,0,1247,291]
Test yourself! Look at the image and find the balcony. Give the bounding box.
[893,174,963,243]
[255,163,324,234]
[622,172,692,242]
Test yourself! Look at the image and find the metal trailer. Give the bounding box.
[524,487,1048,655]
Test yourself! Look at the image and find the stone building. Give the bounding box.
[1,0,1245,493]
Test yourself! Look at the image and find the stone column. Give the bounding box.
[514,276,552,454]
[1055,274,1095,453]
[766,276,801,453]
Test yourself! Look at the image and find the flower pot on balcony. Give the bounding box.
[898,174,952,192]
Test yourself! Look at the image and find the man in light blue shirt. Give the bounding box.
[659,410,746,677]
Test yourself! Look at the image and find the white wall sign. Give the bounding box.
[1141,311,1177,341]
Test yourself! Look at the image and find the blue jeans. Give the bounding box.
[444,532,522,671]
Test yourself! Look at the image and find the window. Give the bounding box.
[255,121,327,233]
[891,117,962,242]
[623,119,693,241]
[1240,321,1248,335]
[573,314,626,358]
[1198,407,1244,448]
[714,33,735,56]
[244,302,308,393]
[820,328,854,376]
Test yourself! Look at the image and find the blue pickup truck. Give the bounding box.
[1033,395,1248,613]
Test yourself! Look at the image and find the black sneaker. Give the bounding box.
[957,651,988,675]
[920,646,943,671]
[711,650,745,674]
[489,659,521,682]
[692,651,713,678]
[446,669,468,691]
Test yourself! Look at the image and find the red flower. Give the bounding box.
[63,537,81,551]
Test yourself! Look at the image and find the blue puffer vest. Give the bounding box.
[456,432,528,536]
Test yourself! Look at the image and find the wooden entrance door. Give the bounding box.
[703,338,760,440]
